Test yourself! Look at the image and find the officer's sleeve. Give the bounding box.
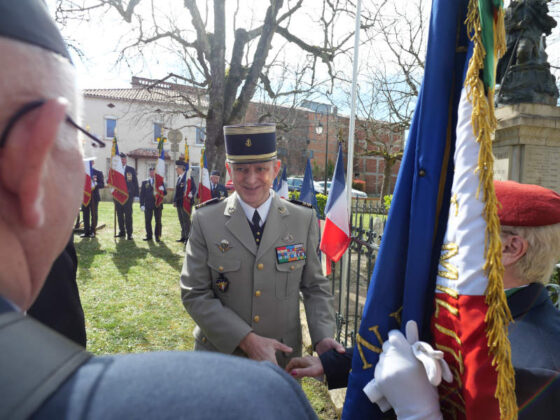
[180,210,252,353]
[300,210,336,347]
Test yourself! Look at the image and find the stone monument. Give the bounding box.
[493,0,560,192]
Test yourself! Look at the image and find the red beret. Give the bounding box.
[494,180,560,227]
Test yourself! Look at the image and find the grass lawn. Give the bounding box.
[75,200,337,419]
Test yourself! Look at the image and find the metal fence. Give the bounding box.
[327,198,387,347]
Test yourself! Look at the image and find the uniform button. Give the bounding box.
[253,315,260,323]
[255,290,261,297]
[256,238,260,243]
[419,169,426,177]
[218,266,224,272]
[290,265,295,271]
[257,232,261,236]
[257,263,264,270]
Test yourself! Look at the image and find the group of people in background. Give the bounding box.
[77,153,229,244]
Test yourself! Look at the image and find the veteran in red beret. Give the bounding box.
[494,180,560,372]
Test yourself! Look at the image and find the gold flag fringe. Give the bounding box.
[465,1,517,419]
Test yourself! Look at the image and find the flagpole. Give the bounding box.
[341,0,362,318]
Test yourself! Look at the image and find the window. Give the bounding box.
[154,122,163,143]
[308,150,314,158]
[196,127,206,145]
[104,117,117,139]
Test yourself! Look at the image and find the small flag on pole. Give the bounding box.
[320,143,350,262]
[154,136,166,207]
[107,137,128,205]
[299,159,320,217]
[82,159,93,207]
[183,143,196,214]
[198,148,212,203]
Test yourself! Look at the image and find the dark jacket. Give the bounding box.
[28,238,86,347]
[174,173,186,205]
[140,178,167,210]
[91,168,105,203]
[124,165,139,198]
[211,182,228,199]
[508,282,560,370]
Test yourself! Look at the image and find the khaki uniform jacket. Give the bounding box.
[180,192,335,366]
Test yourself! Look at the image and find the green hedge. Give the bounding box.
[289,191,328,218]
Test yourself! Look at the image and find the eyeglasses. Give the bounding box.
[0,99,106,149]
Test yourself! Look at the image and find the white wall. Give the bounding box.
[82,95,204,188]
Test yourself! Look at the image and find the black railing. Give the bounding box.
[328,200,387,347]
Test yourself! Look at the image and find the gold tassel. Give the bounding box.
[465,1,517,419]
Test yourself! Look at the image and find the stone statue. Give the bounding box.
[496,0,559,106]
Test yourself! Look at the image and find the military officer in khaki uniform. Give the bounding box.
[181,123,342,367]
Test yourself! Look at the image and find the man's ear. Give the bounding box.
[501,233,529,267]
[0,99,67,228]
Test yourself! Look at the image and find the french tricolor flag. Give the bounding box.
[82,159,94,207]
[154,141,165,207]
[320,143,350,262]
[198,148,212,203]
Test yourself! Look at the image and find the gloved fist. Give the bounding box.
[363,320,451,420]
[158,185,164,191]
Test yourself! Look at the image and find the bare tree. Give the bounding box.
[54,0,367,171]
[365,0,427,128]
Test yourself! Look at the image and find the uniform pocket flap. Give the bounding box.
[207,258,241,272]
[275,260,305,272]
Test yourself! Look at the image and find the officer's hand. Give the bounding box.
[239,332,293,366]
[140,206,145,212]
[315,337,345,356]
[286,355,324,380]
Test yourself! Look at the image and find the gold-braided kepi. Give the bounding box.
[223,123,276,163]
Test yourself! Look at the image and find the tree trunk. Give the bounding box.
[380,158,393,199]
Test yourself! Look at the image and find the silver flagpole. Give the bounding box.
[341,0,362,322]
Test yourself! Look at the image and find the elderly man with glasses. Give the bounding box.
[0,2,319,419]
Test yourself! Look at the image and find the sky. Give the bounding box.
[47,0,560,113]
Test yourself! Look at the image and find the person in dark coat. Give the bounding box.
[210,170,228,199]
[28,237,87,347]
[81,161,104,238]
[115,153,138,240]
[140,167,167,242]
[173,161,191,242]
[0,4,318,419]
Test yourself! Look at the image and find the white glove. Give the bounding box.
[140,206,145,212]
[363,320,452,420]
[158,185,164,191]
[188,193,193,198]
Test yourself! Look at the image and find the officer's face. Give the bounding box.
[227,160,281,208]
[175,166,184,175]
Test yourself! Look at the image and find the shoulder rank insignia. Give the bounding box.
[289,199,313,209]
[195,197,224,210]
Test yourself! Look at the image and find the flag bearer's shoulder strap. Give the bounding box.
[0,311,92,420]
